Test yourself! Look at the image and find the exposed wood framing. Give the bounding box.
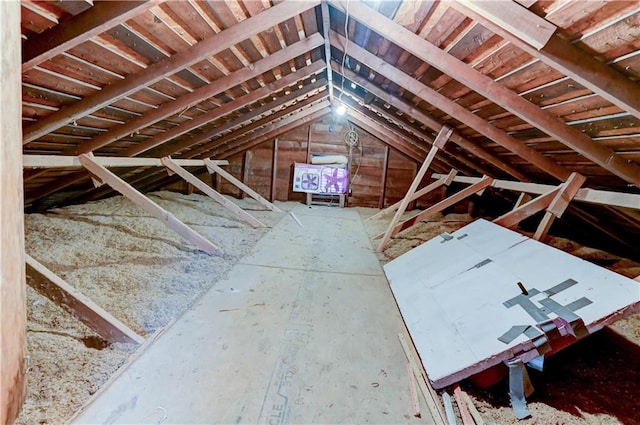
[379,146,390,209]
[333,64,531,182]
[78,154,224,256]
[453,385,475,425]
[533,172,586,240]
[329,30,571,182]
[270,139,279,203]
[369,169,458,221]
[26,254,145,345]
[23,0,321,144]
[378,126,452,252]
[332,0,640,186]
[78,34,325,154]
[185,80,328,159]
[23,155,228,169]
[453,1,640,121]
[217,103,332,160]
[321,0,334,101]
[375,176,494,241]
[1,1,26,421]
[454,0,556,50]
[22,1,161,71]
[160,157,265,228]
[432,174,640,210]
[204,159,282,213]
[493,188,560,229]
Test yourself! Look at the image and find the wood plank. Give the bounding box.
[331,1,640,186]
[23,0,321,144]
[379,146,390,209]
[433,173,640,210]
[270,139,278,203]
[376,176,493,240]
[204,159,281,212]
[453,1,640,121]
[453,386,474,425]
[23,155,228,168]
[22,1,160,71]
[398,334,447,425]
[406,363,421,418]
[80,34,325,154]
[1,1,27,422]
[26,254,145,345]
[369,169,457,221]
[161,157,265,228]
[329,31,570,182]
[78,154,224,255]
[463,392,486,425]
[377,127,452,252]
[493,187,560,229]
[533,172,586,240]
[455,0,556,49]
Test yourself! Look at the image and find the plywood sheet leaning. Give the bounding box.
[383,219,640,389]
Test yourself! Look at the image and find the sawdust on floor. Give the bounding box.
[359,207,640,425]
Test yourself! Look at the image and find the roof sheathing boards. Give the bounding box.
[18,2,640,234]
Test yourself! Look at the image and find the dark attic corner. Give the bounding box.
[3,0,640,424]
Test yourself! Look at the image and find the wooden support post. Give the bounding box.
[493,187,560,229]
[533,172,586,240]
[375,176,493,241]
[369,169,457,221]
[514,192,532,209]
[162,157,265,228]
[204,159,282,213]
[78,154,224,256]
[377,126,452,252]
[379,146,390,209]
[1,1,27,421]
[270,138,279,202]
[240,151,250,199]
[26,255,144,345]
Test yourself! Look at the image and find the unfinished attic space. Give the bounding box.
[4,0,640,423]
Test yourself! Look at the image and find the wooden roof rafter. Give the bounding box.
[329,0,640,186]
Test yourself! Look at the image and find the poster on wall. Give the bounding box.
[292,163,349,194]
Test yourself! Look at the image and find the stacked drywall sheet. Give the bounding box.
[384,219,640,389]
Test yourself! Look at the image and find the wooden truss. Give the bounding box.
[24,154,284,255]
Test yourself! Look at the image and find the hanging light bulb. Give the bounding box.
[335,103,346,116]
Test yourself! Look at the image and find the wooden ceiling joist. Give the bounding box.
[452,1,640,122]
[328,30,572,182]
[432,173,640,210]
[332,0,640,186]
[23,0,321,144]
[332,64,532,182]
[76,33,325,154]
[23,155,228,169]
[22,0,162,72]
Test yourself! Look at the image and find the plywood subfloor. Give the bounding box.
[72,204,430,424]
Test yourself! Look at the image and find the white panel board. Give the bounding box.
[384,219,640,388]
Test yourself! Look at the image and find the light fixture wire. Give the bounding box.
[338,0,350,107]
